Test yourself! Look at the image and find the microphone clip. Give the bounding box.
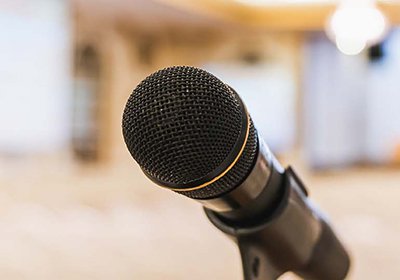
[205,167,350,280]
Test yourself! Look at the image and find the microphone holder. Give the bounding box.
[205,167,350,280]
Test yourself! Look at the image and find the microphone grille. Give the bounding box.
[122,66,257,199]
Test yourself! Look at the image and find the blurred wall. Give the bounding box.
[303,30,400,168]
[0,0,71,156]
[303,33,367,168]
[366,30,400,164]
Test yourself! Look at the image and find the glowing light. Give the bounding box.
[335,35,366,55]
[327,2,388,55]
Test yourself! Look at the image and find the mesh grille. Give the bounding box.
[179,119,258,199]
[122,66,258,199]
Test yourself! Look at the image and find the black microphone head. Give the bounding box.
[122,66,257,199]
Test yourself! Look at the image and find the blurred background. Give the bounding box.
[1,0,400,279]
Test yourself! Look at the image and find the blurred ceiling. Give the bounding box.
[73,0,400,31]
[72,0,227,32]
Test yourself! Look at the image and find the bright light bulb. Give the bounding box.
[365,8,386,41]
[335,35,366,55]
[327,2,388,55]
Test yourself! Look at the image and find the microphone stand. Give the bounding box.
[204,167,350,280]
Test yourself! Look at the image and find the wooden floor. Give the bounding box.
[0,155,399,279]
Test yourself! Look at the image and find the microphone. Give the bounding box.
[122,66,350,280]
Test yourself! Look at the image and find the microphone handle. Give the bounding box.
[205,167,350,280]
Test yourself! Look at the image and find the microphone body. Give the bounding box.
[122,66,350,280]
[204,138,350,280]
